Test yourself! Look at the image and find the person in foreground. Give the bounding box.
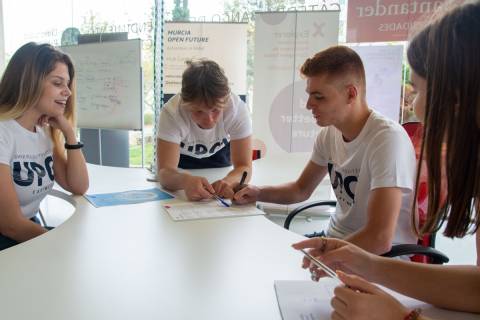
[235,45,417,255]
[156,59,252,201]
[0,42,89,251]
[293,2,480,319]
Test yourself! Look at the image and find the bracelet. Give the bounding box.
[64,141,84,150]
[404,308,422,320]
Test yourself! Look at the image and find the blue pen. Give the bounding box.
[211,193,230,207]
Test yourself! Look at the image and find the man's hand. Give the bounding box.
[233,185,261,204]
[184,176,215,201]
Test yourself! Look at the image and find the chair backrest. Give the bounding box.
[402,122,444,263]
[252,149,261,160]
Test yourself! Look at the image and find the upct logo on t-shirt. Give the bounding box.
[180,138,229,157]
[328,163,358,207]
[12,154,54,194]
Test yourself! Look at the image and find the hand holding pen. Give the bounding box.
[184,175,216,201]
[210,192,231,207]
[233,171,248,193]
[212,170,249,200]
[292,237,374,283]
[211,171,248,206]
[299,248,342,285]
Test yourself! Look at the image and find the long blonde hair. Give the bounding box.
[0,42,77,150]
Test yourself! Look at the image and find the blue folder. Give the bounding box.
[85,188,174,207]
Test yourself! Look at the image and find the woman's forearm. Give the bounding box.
[1,218,47,243]
[65,149,89,194]
[371,257,480,313]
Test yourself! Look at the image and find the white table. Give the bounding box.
[0,160,478,320]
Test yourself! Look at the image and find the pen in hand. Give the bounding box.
[299,249,342,285]
[239,171,248,186]
[234,171,248,193]
[210,192,230,207]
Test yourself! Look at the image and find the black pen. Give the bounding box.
[239,171,248,186]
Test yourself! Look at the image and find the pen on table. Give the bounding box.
[211,192,230,207]
[299,249,342,284]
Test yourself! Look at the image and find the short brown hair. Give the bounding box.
[181,59,230,108]
[301,45,366,95]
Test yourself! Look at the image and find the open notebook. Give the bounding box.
[274,279,480,320]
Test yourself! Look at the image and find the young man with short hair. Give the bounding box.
[234,46,416,254]
[157,60,252,201]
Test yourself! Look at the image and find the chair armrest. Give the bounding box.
[284,200,337,230]
[382,244,449,264]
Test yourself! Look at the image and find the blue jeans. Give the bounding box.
[0,216,53,251]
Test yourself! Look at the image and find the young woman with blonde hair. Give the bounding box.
[0,42,89,251]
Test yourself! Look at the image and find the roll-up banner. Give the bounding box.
[163,22,248,102]
[252,11,340,155]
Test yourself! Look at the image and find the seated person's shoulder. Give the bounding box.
[225,93,247,111]
[162,94,183,115]
[223,93,249,120]
[157,94,188,143]
[367,112,409,141]
[0,120,16,143]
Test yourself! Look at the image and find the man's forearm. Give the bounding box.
[158,168,191,191]
[344,229,393,255]
[258,182,310,204]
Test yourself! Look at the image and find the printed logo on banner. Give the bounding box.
[347,0,444,42]
[253,11,340,156]
[269,80,319,153]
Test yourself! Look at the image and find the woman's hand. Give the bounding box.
[331,271,410,320]
[212,179,234,199]
[46,114,73,135]
[38,114,75,140]
[292,237,377,281]
[184,176,215,201]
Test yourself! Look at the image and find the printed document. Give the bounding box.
[163,201,265,221]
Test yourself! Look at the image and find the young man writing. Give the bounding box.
[234,46,417,254]
[156,60,252,201]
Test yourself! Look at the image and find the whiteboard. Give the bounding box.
[61,39,142,130]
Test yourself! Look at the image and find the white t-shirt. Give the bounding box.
[156,93,252,159]
[0,120,54,219]
[311,111,417,245]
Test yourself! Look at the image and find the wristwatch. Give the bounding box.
[64,141,84,150]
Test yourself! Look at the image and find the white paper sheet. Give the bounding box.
[163,201,265,221]
[274,279,480,320]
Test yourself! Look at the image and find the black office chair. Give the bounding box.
[283,122,449,265]
[283,199,448,264]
